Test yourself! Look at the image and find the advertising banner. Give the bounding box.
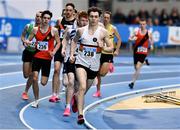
[115,24,169,47]
[168,26,180,45]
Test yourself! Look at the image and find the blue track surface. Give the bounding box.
[0,54,180,129]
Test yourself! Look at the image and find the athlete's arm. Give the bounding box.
[128,30,137,41]
[70,29,81,63]
[148,31,154,51]
[24,27,36,47]
[114,27,122,56]
[61,28,70,57]
[21,25,28,44]
[51,27,61,57]
[102,29,114,52]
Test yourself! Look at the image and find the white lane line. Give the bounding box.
[0,79,52,91]
[19,77,180,130]
[0,69,180,91]
[0,63,22,66]
[84,83,180,130]
[0,71,22,76]
[19,91,65,130]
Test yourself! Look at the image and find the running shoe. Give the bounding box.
[129,82,134,89]
[63,108,71,116]
[93,91,101,97]
[109,63,114,73]
[31,101,39,108]
[49,95,59,103]
[71,95,78,113]
[77,115,84,124]
[22,92,29,100]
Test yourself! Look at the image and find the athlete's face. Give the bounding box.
[42,14,51,25]
[35,12,42,25]
[78,17,88,27]
[103,13,110,25]
[89,12,100,26]
[65,5,74,18]
[139,21,147,30]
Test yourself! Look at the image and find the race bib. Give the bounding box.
[83,46,96,58]
[60,29,64,39]
[137,46,147,53]
[37,41,48,51]
[29,41,36,48]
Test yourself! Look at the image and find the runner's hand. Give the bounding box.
[150,45,154,51]
[61,48,66,57]
[70,55,75,63]
[49,51,55,57]
[23,40,31,47]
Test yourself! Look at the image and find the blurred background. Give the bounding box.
[0,0,180,55]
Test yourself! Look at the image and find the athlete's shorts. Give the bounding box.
[133,53,147,65]
[100,53,113,65]
[63,58,75,74]
[32,58,51,77]
[54,46,64,62]
[22,49,35,62]
[75,64,98,79]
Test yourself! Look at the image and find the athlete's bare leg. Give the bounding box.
[129,61,143,89]
[52,61,62,96]
[66,73,75,104]
[32,71,39,101]
[94,62,109,97]
[76,68,87,116]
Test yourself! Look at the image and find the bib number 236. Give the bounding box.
[37,41,48,51]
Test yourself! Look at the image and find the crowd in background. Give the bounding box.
[112,7,180,26]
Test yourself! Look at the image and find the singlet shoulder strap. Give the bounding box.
[27,23,34,34]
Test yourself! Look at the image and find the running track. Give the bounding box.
[0,54,180,129]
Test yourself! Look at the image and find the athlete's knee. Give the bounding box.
[54,68,60,75]
[41,80,47,86]
[68,79,74,87]
[23,72,30,78]
[78,85,86,92]
[33,75,38,82]
[63,79,68,86]
[100,72,107,77]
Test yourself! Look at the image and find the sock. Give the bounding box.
[66,104,70,109]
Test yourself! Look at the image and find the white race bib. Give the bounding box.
[82,46,96,58]
[29,41,36,48]
[137,46,147,53]
[37,41,48,51]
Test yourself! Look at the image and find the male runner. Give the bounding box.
[21,11,42,100]
[25,10,61,107]
[61,11,88,116]
[49,3,76,103]
[93,11,122,97]
[70,7,113,124]
[128,18,153,89]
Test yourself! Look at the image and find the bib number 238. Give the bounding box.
[83,47,96,58]
[37,41,48,51]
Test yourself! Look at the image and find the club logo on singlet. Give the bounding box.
[93,37,97,42]
[37,41,48,51]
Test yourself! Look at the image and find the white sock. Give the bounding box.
[66,104,70,109]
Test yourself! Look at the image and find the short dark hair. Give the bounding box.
[41,10,53,18]
[88,6,102,17]
[66,3,75,9]
[140,17,146,22]
[104,11,112,18]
